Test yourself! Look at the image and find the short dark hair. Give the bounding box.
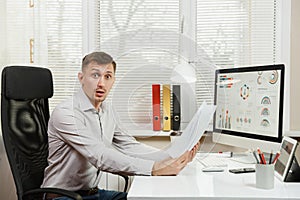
[82,52,116,72]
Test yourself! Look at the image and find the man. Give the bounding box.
[42,52,199,200]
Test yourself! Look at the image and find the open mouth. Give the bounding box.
[96,90,105,97]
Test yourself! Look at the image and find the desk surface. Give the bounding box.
[128,155,300,200]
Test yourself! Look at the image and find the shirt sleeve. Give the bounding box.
[51,104,155,176]
[112,125,171,161]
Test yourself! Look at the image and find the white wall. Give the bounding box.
[0,0,17,199]
[290,0,300,132]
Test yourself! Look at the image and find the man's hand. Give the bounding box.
[151,151,192,176]
[189,141,200,162]
[151,141,200,176]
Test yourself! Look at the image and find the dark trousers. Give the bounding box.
[53,189,127,200]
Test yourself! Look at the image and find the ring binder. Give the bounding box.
[172,85,181,131]
[152,84,161,131]
[162,84,171,131]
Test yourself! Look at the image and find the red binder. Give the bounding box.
[152,84,161,131]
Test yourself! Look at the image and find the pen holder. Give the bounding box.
[255,164,274,189]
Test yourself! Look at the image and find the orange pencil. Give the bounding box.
[272,151,280,164]
[257,148,266,164]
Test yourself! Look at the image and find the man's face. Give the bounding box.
[78,61,115,109]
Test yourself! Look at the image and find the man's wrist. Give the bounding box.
[151,162,157,176]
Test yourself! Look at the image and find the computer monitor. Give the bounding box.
[212,64,285,153]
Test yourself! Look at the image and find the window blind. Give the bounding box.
[5,1,34,65]
[45,0,83,110]
[2,0,83,111]
[89,0,281,130]
[2,0,282,131]
[196,0,279,68]
[195,0,280,107]
[92,0,182,130]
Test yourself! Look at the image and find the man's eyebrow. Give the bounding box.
[91,68,114,74]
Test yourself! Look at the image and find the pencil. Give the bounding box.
[269,150,273,164]
[252,149,260,164]
[272,151,280,164]
[257,148,266,164]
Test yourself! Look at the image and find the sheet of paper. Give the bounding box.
[167,102,216,158]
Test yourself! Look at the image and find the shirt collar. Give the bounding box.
[76,88,107,114]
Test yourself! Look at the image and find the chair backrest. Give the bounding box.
[1,66,53,199]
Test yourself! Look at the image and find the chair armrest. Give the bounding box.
[119,174,129,192]
[23,187,83,200]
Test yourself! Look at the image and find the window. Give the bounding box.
[195,0,282,119]
[1,0,284,131]
[1,0,83,111]
[89,0,183,130]
[45,0,83,109]
[88,0,282,130]
[3,0,34,65]
[196,0,280,67]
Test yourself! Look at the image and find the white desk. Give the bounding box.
[128,155,300,200]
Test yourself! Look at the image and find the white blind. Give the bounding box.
[5,1,34,64]
[196,0,279,68]
[45,0,83,110]
[2,0,282,131]
[93,0,182,130]
[195,0,280,108]
[1,1,83,112]
[89,0,282,130]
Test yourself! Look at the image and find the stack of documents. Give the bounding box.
[167,101,216,158]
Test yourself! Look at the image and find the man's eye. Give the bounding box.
[105,75,112,79]
[92,73,100,78]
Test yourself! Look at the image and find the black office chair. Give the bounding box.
[1,66,83,200]
[1,66,129,200]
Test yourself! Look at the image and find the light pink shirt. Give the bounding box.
[42,88,169,190]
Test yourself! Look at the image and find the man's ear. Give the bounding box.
[78,72,83,83]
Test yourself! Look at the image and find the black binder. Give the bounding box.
[172,85,181,131]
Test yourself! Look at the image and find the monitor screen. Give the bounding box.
[213,64,284,149]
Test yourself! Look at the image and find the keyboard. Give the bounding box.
[196,154,229,167]
[196,152,255,168]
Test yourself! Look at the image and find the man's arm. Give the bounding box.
[112,130,171,161]
[50,104,156,176]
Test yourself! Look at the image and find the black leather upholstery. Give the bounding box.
[4,66,53,100]
[1,66,82,200]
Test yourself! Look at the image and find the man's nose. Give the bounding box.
[97,76,105,86]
